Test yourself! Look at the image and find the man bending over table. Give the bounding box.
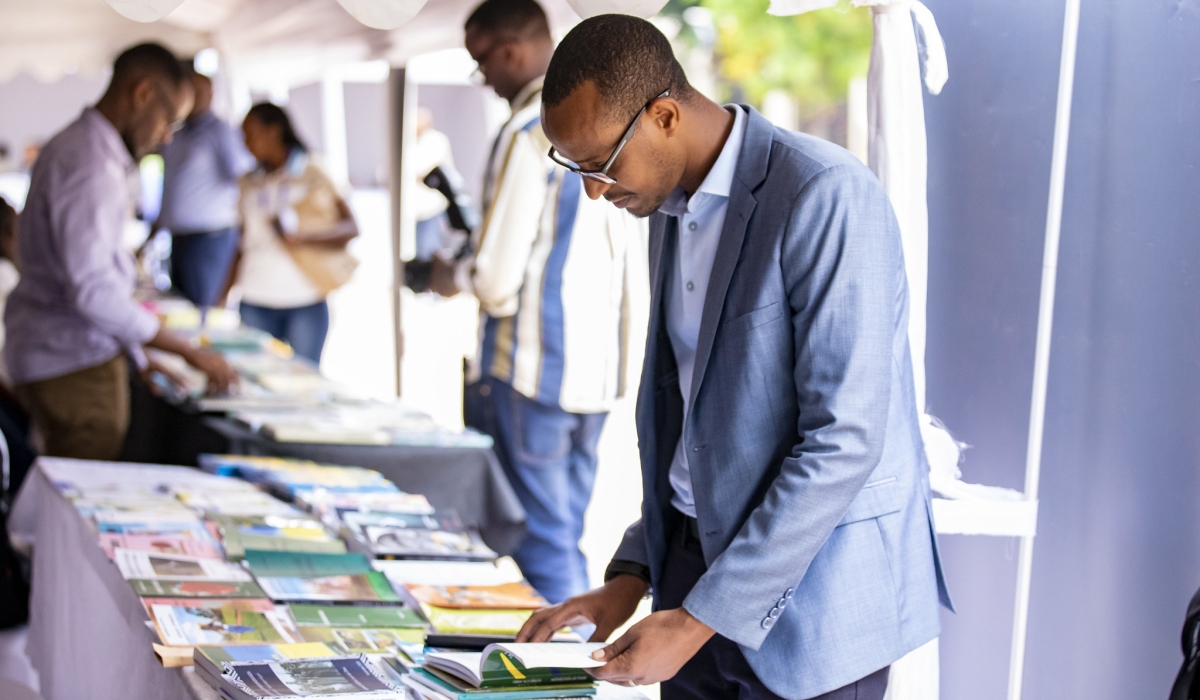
[5,43,237,461]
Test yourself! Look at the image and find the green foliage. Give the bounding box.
[669,0,871,112]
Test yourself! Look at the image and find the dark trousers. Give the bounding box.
[169,227,239,308]
[239,300,330,364]
[463,376,606,604]
[659,517,890,700]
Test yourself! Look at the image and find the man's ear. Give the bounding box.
[650,99,681,138]
[130,78,155,112]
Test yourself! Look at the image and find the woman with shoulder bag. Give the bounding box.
[231,103,358,364]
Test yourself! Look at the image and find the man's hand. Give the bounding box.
[427,256,461,298]
[183,347,239,395]
[140,356,191,396]
[587,608,715,687]
[517,574,648,644]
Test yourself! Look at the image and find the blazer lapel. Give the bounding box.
[687,107,775,406]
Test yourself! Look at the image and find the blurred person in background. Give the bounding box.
[0,197,20,383]
[233,103,359,365]
[4,43,238,461]
[412,107,454,262]
[430,0,648,605]
[154,69,252,309]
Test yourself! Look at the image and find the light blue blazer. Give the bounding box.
[612,107,952,699]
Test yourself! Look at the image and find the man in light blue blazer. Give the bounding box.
[518,15,951,700]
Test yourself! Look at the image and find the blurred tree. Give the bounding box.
[666,0,871,119]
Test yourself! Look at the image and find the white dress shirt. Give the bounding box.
[660,106,747,517]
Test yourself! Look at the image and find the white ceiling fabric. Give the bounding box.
[0,0,581,84]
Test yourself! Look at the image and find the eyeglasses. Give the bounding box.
[469,39,512,85]
[547,88,671,185]
[152,84,185,134]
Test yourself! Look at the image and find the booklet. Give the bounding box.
[220,654,404,699]
[419,605,536,636]
[98,533,222,560]
[130,579,267,598]
[423,643,606,689]
[373,558,525,588]
[144,598,299,646]
[246,551,400,604]
[405,582,546,610]
[403,669,596,700]
[114,548,251,581]
[295,626,425,655]
[288,604,425,629]
[193,643,340,687]
[354,526,496,561]
[215,515,346,561]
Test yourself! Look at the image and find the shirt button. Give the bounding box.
[688,221,698,231]
[686,281,694,291]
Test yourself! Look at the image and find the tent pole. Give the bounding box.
[387,67,415,397]
[1007,0,1081,698]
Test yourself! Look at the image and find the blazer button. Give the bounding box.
[777,597,789,609]
[768,606,781,619]
[761,617,774,630]
[784,588,795,599]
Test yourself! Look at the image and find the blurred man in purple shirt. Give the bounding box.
[5,43,238,460]
[156,71,252,309]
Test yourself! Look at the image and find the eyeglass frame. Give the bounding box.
[547,88,671,185]
[150,82,186,135]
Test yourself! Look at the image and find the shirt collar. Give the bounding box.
[83,107,135,172]
[512,76,545,113]
[659,105,747,217]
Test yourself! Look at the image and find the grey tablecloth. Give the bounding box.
[8,464,219,700]
[122,380,526,556]
[7,462,642,700]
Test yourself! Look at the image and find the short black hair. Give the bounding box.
[544,14,692,124]
[111,42,186,89]
[246,102,307,153]
[464,0,550,39]
[0,197,16,258]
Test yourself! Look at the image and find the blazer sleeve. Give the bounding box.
[681,164,902,650]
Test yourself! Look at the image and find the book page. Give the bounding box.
[495,643,608,669]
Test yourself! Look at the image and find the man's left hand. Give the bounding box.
[587,608,714,687]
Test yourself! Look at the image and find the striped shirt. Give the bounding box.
[465,78,649,414]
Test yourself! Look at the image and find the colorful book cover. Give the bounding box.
[359,527,495,561]
[406,667,597,700]
[223,654,401,697]
[194,642,339,667]
[420,605,534,635]
[296,626,425,654]
[98,534,221,560]
[216,515,345,561]
[113,547,251,581]
[144,598,298,646]
[289,604,425,628]
[130,579,267,598]
[405,582,546,610]
[256,573,400,604]
[244,550,375,577]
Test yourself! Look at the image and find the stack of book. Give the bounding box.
[402,643,606,700]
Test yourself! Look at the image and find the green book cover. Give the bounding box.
[479,649,592,688]
[195,642,340,666]
[425,645,602,689]
[297,625,426,654]
[244,550,374,577]
[289,603,425,628]
[130,579,266,598]
[411,668,596,699]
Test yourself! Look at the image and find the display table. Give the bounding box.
[121,379,526,556]
[7,461,643,700]
[8,463,221,700]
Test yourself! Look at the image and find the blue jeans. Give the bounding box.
[465,376,607,604]
[169,227,239,308]
[239,301,330,364]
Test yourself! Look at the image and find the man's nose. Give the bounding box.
[582,178,611,201]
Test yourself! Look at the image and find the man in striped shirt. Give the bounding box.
[433,0,648,604]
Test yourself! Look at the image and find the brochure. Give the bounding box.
[144,598,299,646]
[113,548,251,581]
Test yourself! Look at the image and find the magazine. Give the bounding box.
[423,643,605,689]
[113,548,251,581]
[144,598,299,646]
[221,654,404,699]
[130,579,267,598]
[98,533,222,560]
[404,582,546,610]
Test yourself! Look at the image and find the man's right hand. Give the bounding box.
[184,347,239,395]
[517,574,649,644]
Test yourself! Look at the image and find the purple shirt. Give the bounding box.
[4,108,160,385]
